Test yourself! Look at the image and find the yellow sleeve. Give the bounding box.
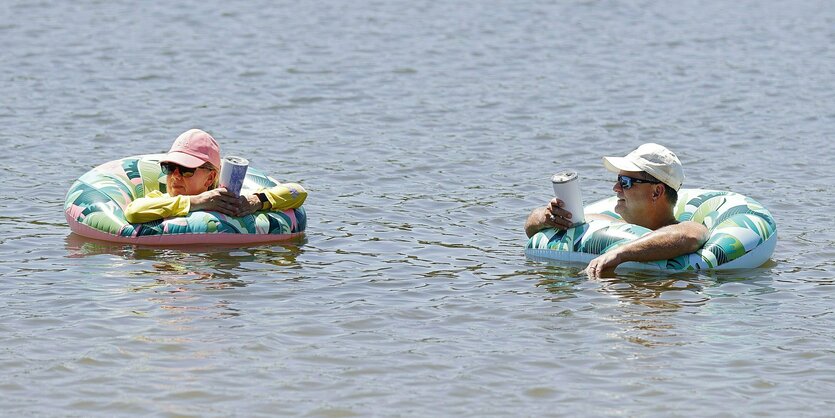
[124,190,191,223]
[261,183,308,211]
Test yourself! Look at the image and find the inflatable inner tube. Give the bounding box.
[525,189,776,271]
[64,154,306,245]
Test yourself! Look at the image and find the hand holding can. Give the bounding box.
[551,169,585,226]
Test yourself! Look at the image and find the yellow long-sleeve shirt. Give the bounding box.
[124,183,307,224]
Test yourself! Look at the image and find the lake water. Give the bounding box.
[2,0,834,416]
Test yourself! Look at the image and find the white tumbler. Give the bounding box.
[551,169,585,226]
[219,156,249,197]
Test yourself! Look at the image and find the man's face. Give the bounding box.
[612,171,657,224]
[164,163,216,197]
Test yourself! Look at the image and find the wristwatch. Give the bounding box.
[256,192,270,210]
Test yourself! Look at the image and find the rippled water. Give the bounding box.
[2,0,834,416]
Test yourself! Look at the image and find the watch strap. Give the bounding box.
[257,192,270,210]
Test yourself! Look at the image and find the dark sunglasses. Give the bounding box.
[160,162,206,178]
[617,174,661,189]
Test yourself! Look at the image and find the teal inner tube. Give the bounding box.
[525,189,777,271]
[65,154,306,245]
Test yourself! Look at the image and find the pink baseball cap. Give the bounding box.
[161,129,221,169]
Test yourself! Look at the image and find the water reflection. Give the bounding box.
[63,233,308,319]
[597,271,711,308]
[536,264,777,302]
[534,263,778,347]
[617,270,776,347]
[64,232,306,267]
[532,264,585,301]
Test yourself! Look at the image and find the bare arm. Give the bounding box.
[525,207,558,238]
[525,198,613,238]
[584,221,709,277]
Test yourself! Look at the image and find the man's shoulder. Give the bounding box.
[586,213,619,222]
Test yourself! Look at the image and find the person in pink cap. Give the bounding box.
[125,129,307,223]
[524,143,708,278]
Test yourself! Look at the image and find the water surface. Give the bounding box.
[2,0,834,416]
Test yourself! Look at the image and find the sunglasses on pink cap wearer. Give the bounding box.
[160,162,211,178]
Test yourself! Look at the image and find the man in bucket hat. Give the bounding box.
[524,143,708,278]
[125,129,307,223]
